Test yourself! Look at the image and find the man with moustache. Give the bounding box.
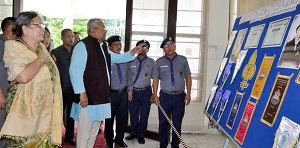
[51,28,76,145]
[69,18,142,148]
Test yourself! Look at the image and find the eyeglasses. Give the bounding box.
[30,23,45,29]
[163,43,175,48]
[94,27,107,31]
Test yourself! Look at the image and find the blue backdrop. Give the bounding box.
[205,4,300,148]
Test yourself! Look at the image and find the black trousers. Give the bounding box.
[104,89,128,144]
[62,87,76,141]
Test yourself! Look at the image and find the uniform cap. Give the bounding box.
[136,39,150,49]
[107,35,122,46]
[160,37,175,48]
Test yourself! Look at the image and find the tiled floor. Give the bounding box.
[62,122,237,148]
[63,132,237,148]
[121,133,236,148]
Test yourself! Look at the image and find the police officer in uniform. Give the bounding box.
[125,40,155,144]
[153,37,192,148]
[104,35,129,148]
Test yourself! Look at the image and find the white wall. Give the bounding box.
[202,0,230,133]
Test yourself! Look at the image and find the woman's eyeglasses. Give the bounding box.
[30,23,46,29]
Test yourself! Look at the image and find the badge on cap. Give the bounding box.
[169,37,172,41]
[119,37,121,41]
[143,40,146,42]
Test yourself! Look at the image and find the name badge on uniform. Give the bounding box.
[130,66,137,68]
[160,65,168,68]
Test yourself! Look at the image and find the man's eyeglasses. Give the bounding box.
[163,43,175,48]
[94,27,107,31]
[30,23,46,29]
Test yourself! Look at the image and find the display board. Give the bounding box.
[205,1,300,148]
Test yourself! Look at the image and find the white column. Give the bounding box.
[62,0,73,30]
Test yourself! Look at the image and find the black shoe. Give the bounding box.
[116,141,128,147]
[106,142,113,148]
[64,139,76,145]
[125,134,137,140]
[172,146,179,148]
[137,137,145,144]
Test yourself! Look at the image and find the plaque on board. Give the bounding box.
[234,100,257,145]
[229,29,248,63]
[226,91,245,130]
[251,55,275,100]
[225,30,238,57]
[261,73,293,127]
[240,50,257,90]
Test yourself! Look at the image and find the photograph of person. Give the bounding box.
[229,29,247,63]
[278,14,300,69]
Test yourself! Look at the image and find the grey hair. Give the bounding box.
[87,18,102,33]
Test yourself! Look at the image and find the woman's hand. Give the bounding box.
[38,51,50,63]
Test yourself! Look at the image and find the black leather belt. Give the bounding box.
[161,89,184,95]
[111,87,127,94]
[133,85,151,91]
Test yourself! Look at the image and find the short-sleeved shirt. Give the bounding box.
[110,63,128,90]
[127,56,155,91]
[153,54,191,91]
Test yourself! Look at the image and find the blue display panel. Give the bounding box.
[205,2,300,148]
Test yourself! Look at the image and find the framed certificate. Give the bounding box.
[244,24,265,49]
[262,17,290,47]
